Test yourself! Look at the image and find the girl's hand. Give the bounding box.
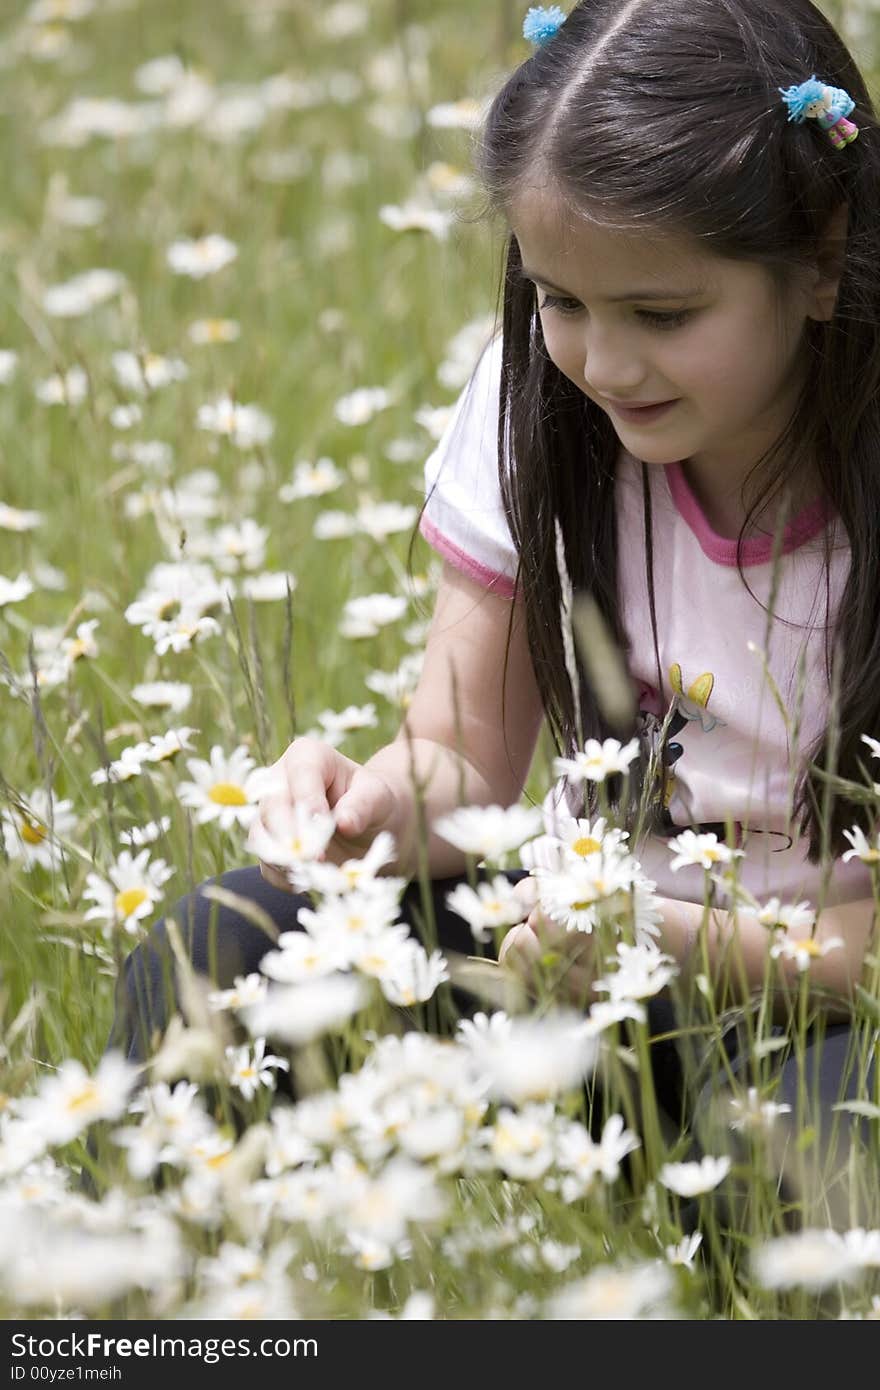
[498,877,598,1006]
[257,737,400,891]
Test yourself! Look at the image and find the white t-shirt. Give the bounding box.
[420,333,871,910]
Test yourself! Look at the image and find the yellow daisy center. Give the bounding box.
[203,319,233,341]
[20,817,47,845]
[800,938,823,957]
[209,782,248,806]
[66,1082,98,1114]
[116,887,149,918]
[571,835,601,857]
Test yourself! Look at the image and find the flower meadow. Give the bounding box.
[1,0,880,1323]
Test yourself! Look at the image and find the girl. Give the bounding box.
[113,0,878,1154]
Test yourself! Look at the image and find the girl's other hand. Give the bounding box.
[256,736,399,891]
[499,876,598,1006]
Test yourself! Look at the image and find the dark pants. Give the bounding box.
[109,865,876,1201]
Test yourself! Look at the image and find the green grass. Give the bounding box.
[0,0,879,1322]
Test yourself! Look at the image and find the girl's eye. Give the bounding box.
[636,309,692,330]
[538,293,582,316]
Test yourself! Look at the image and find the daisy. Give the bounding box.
[190,518,268,573]
[224,1038,289,1102]
[188,317,240,345]
[142,727,198,763]
[752,1229,863,1291]
[313,508,358,539]
[553,736,641,783]
[594,941,679,1002]
[152,614,222,656]
[727,1086,792,1133]
[557,1112,640,1190]
[289,834,402,897]
[51,193,106,227]
[483,1104,557,1181]
[365,652,424,708]
[658,1154,732,1196]
[207,973,268,1013]
[472,1012,598,1105]
[432,802,544,861]
[667,828,745,872]
[61,618,99,666]
[754,896,817,931]
[0,501,42,531]
[414,403,453,440]
[355,499,418,541]
[535,857,636,933]
[860,733,880,760]
[111,350,189,394]
[445,875,529,943]
[34,365,88,405]
[581,998,646,1038]
[520,814,629,872]
[769,932,845,972]
[166,234,238,278]
[42,268,124,317]
[118,817,172,849]
[0,350,19,384]
[279,457,344,501]
[378,943,449,1007]
[177,745,269,831]
[241,974,369,1046]
[315,703,378,738]
[425,161,476,202]
[379,201,453,240]
[240,571,297,601]
[665,1232,703,1269]
[110,403,142,430]
[425,97,485,130]
[841,825,880,865]
[259,933,350,984]
[245,801,337,870]
[130,680,192,712]
[347,924,413,979]
[83,848,174,935]
[339,592,408,638]
[0,573,34,607]
[333,386,392,426]
[196,395,273,448]
[91,743,150,787]
[1,788,76,871]
[113,1081,211,1179]
[13,1053,137,1147]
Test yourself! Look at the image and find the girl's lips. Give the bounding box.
[606,398,679,423]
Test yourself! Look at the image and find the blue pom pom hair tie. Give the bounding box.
[779,75,859,150]
[523,5,567,48]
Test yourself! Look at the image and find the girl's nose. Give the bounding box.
[582,327,647,398]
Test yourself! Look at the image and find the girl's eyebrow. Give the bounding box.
[519,266,705,301]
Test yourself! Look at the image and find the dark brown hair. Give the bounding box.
[466,0,880,865]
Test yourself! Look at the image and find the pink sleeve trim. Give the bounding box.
[419,515,517,598]
[665,461,834,567]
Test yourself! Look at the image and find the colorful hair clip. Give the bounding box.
[779,76,859,150]
[523,5,567,47]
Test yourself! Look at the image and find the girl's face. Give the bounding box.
[509,185,820,496]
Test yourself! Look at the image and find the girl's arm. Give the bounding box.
[655,894,878,1021]
[360,560,546,878]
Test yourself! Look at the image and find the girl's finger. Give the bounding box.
[258,859,293,893]
[498,921,542,968]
